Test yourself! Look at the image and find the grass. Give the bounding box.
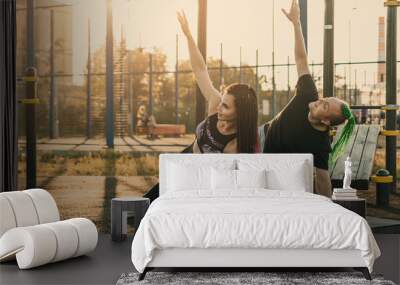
[19,150,160,177]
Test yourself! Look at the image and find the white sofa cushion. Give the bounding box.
[0,225,57,269]
[0,189,97,269]
[0,189,60,237]
[23,188,60,223]
[0,191,40,227]
[65,218,98,257]
[0,218,97,269]
[0,196,17,237]
[42,221,79,262]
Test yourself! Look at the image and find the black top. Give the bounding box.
[195,112,236,153]
[263,74,332,170]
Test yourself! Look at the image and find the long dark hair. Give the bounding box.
[224,83,259,153]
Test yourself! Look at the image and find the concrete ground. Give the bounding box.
[18,135,195,153]
[0,234,134,285]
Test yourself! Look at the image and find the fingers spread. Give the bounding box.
[281,8,289,18]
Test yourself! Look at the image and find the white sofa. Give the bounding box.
[0,188,98,269]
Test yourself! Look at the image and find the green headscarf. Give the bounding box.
[328,104,356,168]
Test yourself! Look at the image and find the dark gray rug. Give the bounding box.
[116,271,396,285]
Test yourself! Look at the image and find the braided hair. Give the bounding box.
[328,103,356,168]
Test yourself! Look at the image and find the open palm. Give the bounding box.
[177,10,192,38]
[282,0,300,24]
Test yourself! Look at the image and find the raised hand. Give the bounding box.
[282,0,300,24]
[177,10,192,39]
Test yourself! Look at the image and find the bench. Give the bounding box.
[135,124,186,137]
[329,124,381,190]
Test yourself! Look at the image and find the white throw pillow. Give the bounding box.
[265,162,307,191]
[236,169,267,189]
[211,168,237,190]
[167,162,211,191]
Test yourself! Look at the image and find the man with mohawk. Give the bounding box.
[259,0,355,197]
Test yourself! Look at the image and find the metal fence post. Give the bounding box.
[86,19,92,138]
[149,53,153,116]
[106,0,114,148]
[385,0,398,193]
[49,9,59,138]
[175,34,179,124]
[24,67,38,188]
[323,0,334,98]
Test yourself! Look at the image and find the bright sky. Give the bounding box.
[71,0,393,88]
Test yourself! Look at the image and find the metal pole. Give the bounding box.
[106,0,114,147]
[287,56,290,102]
[334,63,337,97]
[175,34,179,124]
[299,0,308,51]
[128,56,133,137]
[86,19,92,138]
[25,68,37,188]
[196,0,207,124]
[348,20,352,102]
[219,43,223,88]
[272,0,276,116]
[344,66,347,101]
[255,49,259,97]
[26,0,36,188]
[49,10,58,139]
[385,1,398,193]
[354,69,357,104]
[323,0,334,98]
[239,46,243,83]
[27,0,34,67]
[364,69,367,86]
[49,9,54,138]
[149,53,153,116]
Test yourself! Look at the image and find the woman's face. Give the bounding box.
[217,93,237,121]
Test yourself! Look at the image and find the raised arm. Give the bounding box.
[177,10,221,115]
[282,0,310,77]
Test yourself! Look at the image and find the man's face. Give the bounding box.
[308,97,342,126]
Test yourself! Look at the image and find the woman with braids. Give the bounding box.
[177,10,260,154]
[258,0,356,197]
